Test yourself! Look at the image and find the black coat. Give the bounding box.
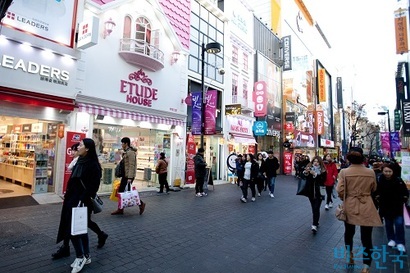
[264,156,280,177]
[194,153,206,178]
[56,157,101,243]
[377,176,409,219]
[302,169,327,200]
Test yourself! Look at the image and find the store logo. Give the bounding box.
[120,69,158,107]
[82,23,88,34]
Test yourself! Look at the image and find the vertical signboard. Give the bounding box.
[402,100,410,136]
[318,68,326,102]
[336,77,343,109]
[64,131,86,193]
[394,9,409,55]
[185,133,196,184]
[283,152,293,174]
[306,70,313,103]
[316,111,324,135]
[205,90,217,135]
[282,36,292,71]
[191,92,202,135]
[253,81,267,117]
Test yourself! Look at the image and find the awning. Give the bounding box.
[0,86,75,111]
[230,133,257,144]
[78,103,184,126]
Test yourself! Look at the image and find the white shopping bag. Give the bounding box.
[118,186,141,209]
[71,202,88,236]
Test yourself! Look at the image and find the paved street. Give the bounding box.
[0,175,409,273]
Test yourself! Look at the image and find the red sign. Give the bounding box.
[63,131,86,193]
[316,110,324,135]
[283,152,293,174]
[248,145,255,154]
[120,69,158,107]
[253,81,267,117]
[285,122,294,132]
[185,133,196,184]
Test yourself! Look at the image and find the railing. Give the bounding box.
[231,95,254,110]
[119,38,164,63]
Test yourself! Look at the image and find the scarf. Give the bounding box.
[311,165,321,176]
[71,156,92,178]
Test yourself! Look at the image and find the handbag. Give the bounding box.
[335,180,347,221]
[115,159,125,177]
[71,202,88,236]
[403,204,410,228]
[118,183,141,209]
[296,178,310,197]
[91,194,103,214]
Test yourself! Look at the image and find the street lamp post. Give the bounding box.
[377,110,393,159]
[200,42,221,149]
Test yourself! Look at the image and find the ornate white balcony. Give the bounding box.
[119,38,164,72]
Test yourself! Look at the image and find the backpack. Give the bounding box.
[115,159,124,178]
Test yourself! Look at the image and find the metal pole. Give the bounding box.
[200,43,205,149]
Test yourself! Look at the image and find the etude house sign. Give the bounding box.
[120,69,158,107]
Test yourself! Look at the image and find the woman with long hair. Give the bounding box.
[56,138,103,273]
[156,152,170,194]
[255,153,266,197]
[337,147,382,273]
[240,153,258,203]
[302,155,327,233]
[323,154,338,210]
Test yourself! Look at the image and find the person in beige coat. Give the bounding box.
[337,147,382,273]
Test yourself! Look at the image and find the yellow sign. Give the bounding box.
[318,68,326,102]
[395,9,409,54]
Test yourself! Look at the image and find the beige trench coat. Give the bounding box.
[336,164,382,227]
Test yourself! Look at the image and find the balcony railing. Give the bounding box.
[231,95,254,112]
[118,38,164,71]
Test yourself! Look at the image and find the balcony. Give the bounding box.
[118,38,164,72]
[232,95,254,113]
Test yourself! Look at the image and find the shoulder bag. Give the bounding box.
[335,179,347,221]
[80,180,103,214]
[296,177,310,197]
[115,159,125,178]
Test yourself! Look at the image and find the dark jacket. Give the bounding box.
[302,168,327,200]
[264,156,280,177]
[235,158,245,178]
[243,160,259,181]
[194,152,206,178]
[376,175,409,219]
[56,156,102,243]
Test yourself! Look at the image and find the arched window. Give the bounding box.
[135,17,151,44]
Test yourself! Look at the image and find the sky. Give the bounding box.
[308,0,402,120]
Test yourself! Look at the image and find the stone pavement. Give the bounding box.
[0,175,409,273]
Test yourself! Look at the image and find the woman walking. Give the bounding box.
[255,153,266,197]
[240,154,258,203]
[56,138,102,273]
[156,152,170,194]
[336,147,382,273]
[323,154,338,210]
[302,156,327,233]
[375,163,409,253]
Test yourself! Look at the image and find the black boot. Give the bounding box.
[97,231,108,249]
[51,244,70,259]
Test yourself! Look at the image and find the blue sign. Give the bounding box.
[253,121,267,136]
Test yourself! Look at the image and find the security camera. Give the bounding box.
[218,68,225,75]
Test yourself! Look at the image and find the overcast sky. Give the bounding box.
[309,0,401,118]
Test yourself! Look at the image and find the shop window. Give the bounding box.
[243,53,248,71]
[232,46,238,65]
[232,73,238,103]
[135,16,151,54]
[243,80,248,101]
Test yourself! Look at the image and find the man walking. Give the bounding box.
[194,148,207,197]
[112,137,146,215]
[264,151,280,198]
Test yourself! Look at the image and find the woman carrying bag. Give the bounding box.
[156,152,170,194]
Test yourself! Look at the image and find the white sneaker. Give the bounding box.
[311,225,318,233]
[71,256,91,267]
[397,244,406,253]
[329,202,333,208]
[388,240,396,247]
[257,193,261,197]
[325,204,329,210]
[71,257,86,273]
[201,192,207,196]
[240,197,247,203]
[196,193,202,197]
[251,197,256,202]
[269,193,274,198]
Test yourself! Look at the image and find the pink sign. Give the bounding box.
[253,81,267,117]
[283,152,293,174]
[185,133,196,184]
[205,90,217,135]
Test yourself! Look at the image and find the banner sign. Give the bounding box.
[191,92,202,135]
[64,131,86,193]
[318,68,326,102]
[283,152,293,175]
[402,100,410,136]
[337,77,343,109]
[395,9,409,55]
[316,110,324,135]
[205,90,217,135]
[253,81,267,117]
[282,36,292,71]
[185,133,196,184]
[225,104,241,115]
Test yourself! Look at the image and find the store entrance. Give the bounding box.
[0,116,59,198]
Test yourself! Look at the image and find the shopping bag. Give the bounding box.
[118,186,141,209]
[404,204,410,228]
[296,178,310,197]
[71,202,88,236]
[110,179,121,202]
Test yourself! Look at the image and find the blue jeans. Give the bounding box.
[385,216,405,244]
[268,176,276,194]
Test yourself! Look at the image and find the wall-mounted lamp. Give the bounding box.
[171,51,180,65]
[103,18,116,39]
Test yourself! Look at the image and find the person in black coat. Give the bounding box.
[194,148,207,197]
[302,156,327,234]
[240,153,259,203]
[264,151,280,197]
[375,163,409,253]
[55,138,102,273]
[235,154,245,187]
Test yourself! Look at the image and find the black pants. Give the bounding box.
[309,197,322,226]
[195,176,204,194]
[256,177,265,194]
[241,179,256,199]
[344,223,373,267]
[325,186,333,205]
[158,172,170,192]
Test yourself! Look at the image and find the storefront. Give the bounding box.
[226,115,256,156]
